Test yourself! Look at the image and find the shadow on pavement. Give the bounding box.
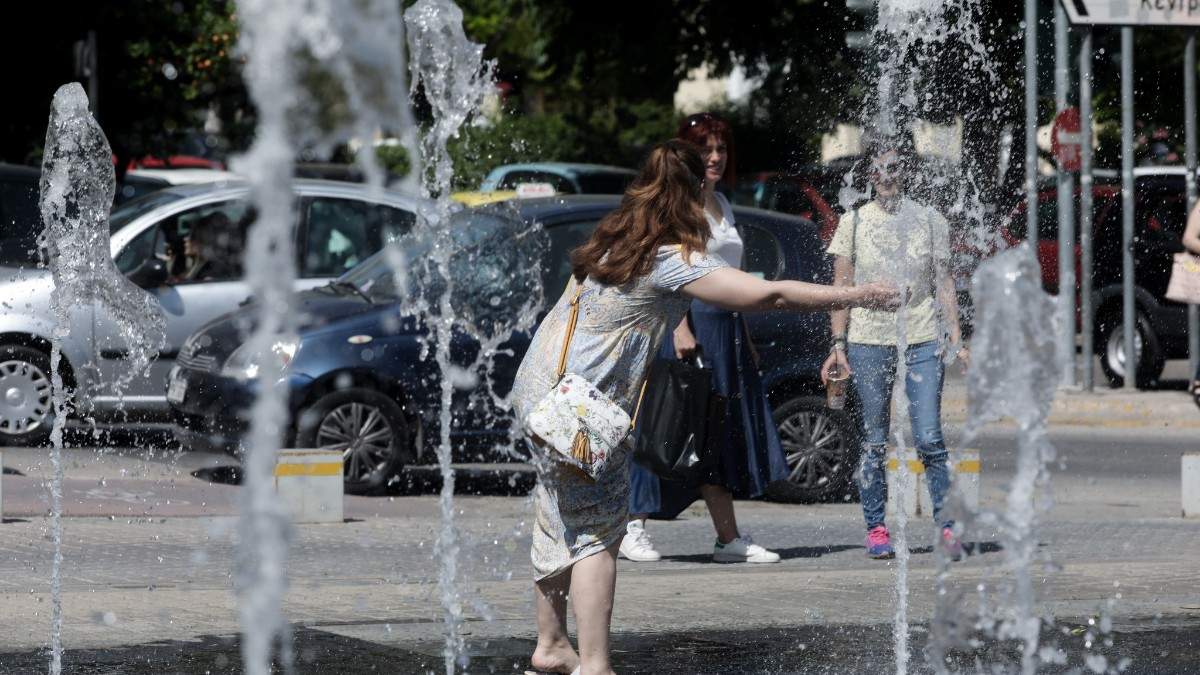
[663,544,861,564]
[190,463,537,497]
[2,619,1197,674]
[61,425,179,450]
[388,464,536,496]
[908,541,1003,557]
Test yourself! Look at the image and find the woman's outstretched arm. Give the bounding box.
[680,266,897,312]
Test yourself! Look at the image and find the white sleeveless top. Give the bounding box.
[706,191,742,268]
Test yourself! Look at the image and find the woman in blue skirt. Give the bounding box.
[622,112,788,564]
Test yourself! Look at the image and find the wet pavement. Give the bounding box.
[0,420,1197,673]
[2,620,1198,673]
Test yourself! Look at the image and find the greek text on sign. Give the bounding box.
[1061,0,1200,26]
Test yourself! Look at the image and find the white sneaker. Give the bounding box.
[712,535,780,563]
[619,519,661,562]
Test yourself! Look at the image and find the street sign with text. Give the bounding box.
[1061,0,1200,26]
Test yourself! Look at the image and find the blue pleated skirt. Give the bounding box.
[629,300,788,519]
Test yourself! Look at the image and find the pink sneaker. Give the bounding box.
[941,526,965,561]
[865,525,894,559]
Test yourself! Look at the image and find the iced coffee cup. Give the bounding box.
[826,366,849,410]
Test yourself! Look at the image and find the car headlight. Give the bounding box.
[221,338,299,381]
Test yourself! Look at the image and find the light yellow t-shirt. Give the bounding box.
[826,198,950,346]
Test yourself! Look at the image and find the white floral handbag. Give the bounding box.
[525,282,646,480]
[1166,251,1200,305]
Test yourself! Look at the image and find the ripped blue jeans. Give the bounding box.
[847,340,952,531]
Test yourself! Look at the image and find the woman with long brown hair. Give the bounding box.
[510,139,896,675]
[623,111,788,565]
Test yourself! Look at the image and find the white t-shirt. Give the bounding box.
[826,197,950,346]
[706,192,742,268]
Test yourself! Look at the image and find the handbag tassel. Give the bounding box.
[570,430,592,464]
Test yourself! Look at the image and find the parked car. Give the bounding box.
[479,163,636,195]
[0,164,44,263]
[118,168,241,204]
[732,168,844,244]
[169,196,856,499]
[0,179,419,445]
[1001,167,1193,386]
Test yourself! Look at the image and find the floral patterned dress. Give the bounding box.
[511,246,726,580]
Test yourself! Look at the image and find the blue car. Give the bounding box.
[169,196,856,498]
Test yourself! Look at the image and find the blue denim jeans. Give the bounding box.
[847,340,952,531]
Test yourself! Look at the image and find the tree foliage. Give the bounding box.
[3,0,1197,204]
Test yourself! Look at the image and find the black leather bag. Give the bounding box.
[632,351,725,483]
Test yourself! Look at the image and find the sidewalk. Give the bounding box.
[941,379,1199,429]
[0,496,1197,673]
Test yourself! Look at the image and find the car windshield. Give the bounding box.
[342,208,527,302]
[575,172,632,194]
[340,205,547,337]
[109,190,188,234]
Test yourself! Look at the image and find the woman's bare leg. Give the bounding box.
[570,542,620,675]
[532,572,579,673]
[700,483,740,544]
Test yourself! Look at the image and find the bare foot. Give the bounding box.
[530,638,579,674]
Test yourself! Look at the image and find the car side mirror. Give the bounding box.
[127,258,169,289]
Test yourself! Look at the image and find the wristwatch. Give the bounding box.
[831,336,847,352]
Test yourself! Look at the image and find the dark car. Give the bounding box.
[169,196,855,499]
[0,164,43,263]
[1001,167,1192,386]
[0,163,177,263]
[732,169,843,244]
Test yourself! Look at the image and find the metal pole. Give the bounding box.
[1080,29,1095,391]
[86,30,98,116]
[1025,0,1038,253]
[1186,32,1199,384]
[1055,2,1077,386]
[1121,28,1137,390]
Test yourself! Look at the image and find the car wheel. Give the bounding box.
[766,395,859,503]
[0,345,56,446]
[295,387,412,495]
[1097,310,1164,388]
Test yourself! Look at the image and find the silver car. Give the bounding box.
[0,179,420,445]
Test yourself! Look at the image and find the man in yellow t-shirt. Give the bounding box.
[820,138,969,561]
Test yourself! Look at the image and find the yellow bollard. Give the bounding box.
[274,449,344,524]
[1184,453,1200,518]
[886,447,981,519]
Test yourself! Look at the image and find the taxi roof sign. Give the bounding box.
[515,182,558,199]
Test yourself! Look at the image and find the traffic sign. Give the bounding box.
[1052,107,1083,171]
[1061,0,1200,27]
